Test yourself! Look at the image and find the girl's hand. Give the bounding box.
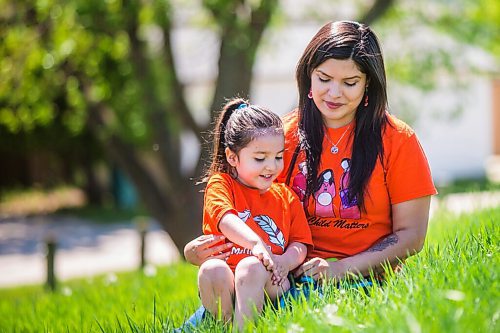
[270,255,289,286]
[251,242,274,271]
[183,235,233,266]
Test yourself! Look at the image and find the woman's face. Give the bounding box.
[310,58,367,128]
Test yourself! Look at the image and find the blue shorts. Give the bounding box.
[276,274,382,308]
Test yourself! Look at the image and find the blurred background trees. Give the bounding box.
[0,0,498,252]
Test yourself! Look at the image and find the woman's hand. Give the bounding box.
[183,234,233,266]
[293,257,346,281]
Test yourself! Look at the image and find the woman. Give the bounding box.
[182,19,436,318]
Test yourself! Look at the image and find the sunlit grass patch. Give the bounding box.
[0,207,498,332]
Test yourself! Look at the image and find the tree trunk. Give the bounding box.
[358,0,395,25]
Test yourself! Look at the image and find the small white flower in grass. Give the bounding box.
[323,303,339,314]
[357,324,366,329]
[324,313,344,326]
[62,286,72,296]
[444,290,465,302]
[287,323,304,333]
[322,304,343,326]
[143,264,157,277]
[486,253,492,257]
[105,273,118,285]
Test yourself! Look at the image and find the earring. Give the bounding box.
[364,94,369,107]
[308,89,313,99]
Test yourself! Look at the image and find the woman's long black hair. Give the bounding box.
[288,20,388,211]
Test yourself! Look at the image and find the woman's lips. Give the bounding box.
[325,101,343,109]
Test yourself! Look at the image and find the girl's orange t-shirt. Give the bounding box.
[203,173,313,271]
[278,111,437,260]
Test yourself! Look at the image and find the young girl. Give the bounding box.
[199,98,312,329]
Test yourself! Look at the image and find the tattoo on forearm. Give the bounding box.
[366,234,399,252]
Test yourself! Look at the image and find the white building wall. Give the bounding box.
[414,79,492,185]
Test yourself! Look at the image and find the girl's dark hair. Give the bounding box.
[204,97,283,181]
[289,20,388,210]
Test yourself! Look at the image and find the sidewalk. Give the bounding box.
[1,191,499,288]
[0,215,180,288]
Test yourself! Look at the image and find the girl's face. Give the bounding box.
[310,58,367,128]
[226,133,284,194]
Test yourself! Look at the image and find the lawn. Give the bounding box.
[0,207,498,332]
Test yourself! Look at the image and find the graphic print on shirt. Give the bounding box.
[231,209,252,256]
[292,161,308,207]
[314,169,337,218]
[230,209,255,256]
[254,215,285,251]
[238,209,251,223]
[339,158,361,219]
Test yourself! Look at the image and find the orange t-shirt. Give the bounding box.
[203,173,313,271]
[278,111,437,260]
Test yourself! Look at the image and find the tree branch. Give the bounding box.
[358,0,395,25]
[159,13,203,140]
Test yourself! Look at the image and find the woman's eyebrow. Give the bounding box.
[316,69,361,80]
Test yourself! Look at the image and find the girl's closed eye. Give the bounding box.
[254,157,265,162]
[345,81,358,87]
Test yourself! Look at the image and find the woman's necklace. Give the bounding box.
[325,124,352,154]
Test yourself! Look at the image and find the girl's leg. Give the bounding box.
[198,259,234,322]
[264,274,291,300]
[233,256,271,330]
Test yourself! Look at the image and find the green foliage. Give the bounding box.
[371,0,499,125]
[1,207,498,332]
[0,0,167,145]
[433,0,500,58]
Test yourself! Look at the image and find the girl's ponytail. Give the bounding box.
[204,98,249,181]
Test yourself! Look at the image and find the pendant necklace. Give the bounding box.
[325,124,352,154]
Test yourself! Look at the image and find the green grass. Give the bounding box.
[1,208,498,332]
[436,177,500,197]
